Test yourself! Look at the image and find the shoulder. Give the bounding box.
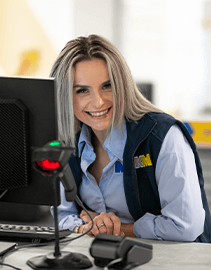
[128,112,178,129]
[147,112,177,129]
[125,112,179,147]
[126,112,177,130]
[146,112,175,121]
[160,125,192,156]
[143,112,178,142]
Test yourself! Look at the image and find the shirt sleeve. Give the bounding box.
[51,182,83,231]
[133,124,205,241]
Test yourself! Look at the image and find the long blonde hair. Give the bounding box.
[50,34,162,146]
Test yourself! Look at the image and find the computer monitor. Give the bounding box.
[0,76,59,223]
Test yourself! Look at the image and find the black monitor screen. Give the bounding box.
[0,76,59,207]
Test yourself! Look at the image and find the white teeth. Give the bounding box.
[89,109,108,117]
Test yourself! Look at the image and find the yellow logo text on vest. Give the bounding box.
[134,154,152,169]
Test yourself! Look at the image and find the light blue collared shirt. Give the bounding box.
[57,121,205,241]
[78,120,133,224]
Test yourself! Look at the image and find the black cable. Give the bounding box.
[0,262,21,270]
[0,251,21,269]
[0,190,8,200]
[59,195,94,244]
[0,195,94,265]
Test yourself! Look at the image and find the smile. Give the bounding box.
[88,109,109,117]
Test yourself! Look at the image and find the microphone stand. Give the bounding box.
[52,177,61,258]
[27,175,92,269]
[26,141,92,269]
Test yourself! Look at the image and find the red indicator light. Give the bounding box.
[37,160,61,170]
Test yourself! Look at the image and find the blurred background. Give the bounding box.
[1,0,211,119]
[0,0,211,212]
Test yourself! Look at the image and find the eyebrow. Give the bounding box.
[73,80,111,89]
[73,84,90,88]
[102,80,111,86]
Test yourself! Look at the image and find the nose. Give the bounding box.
[92,91,104,108]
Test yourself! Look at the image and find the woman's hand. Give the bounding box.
[79,212,124,236]
[80,210,99,223]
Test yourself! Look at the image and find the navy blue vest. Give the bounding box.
[68,112,211,243]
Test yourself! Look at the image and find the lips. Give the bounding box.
[87,107,111,117]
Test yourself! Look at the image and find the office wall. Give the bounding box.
[0,0,210,121]
[73,0,114,42]
[0,0,73,77]
[119,0,209,120]
[0,0,115,77]
[72,0,211,121]
[204,0,211,110]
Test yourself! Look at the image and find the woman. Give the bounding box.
[50,34,211,242]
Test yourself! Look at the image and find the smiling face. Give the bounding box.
[73,58,113,138]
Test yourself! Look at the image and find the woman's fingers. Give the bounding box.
[107,212,121,236]
[92,212,122,236]
[96,221,107,234]
[80,210,90,223]
[81,222,94,235]
[97,212,114,235]
[79,212,123,237]
[80,210,99,223]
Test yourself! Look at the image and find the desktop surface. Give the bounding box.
[1,234,211,270]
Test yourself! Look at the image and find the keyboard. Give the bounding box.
[0,223,71,242]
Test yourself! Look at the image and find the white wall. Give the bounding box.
[204,0,211,109]
[2,0,209,120]
[73,0,114,42]
[26,0,74,52]
[72,0,210,120]
[120,0,208,120]
[163,0,205,119]
[0,0,74,77]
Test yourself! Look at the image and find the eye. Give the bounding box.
[102,83,111,90]
[75,88,88,94]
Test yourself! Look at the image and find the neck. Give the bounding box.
[91,129,107,147]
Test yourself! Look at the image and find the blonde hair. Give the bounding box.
[50,34,162,146]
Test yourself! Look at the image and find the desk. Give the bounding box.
[1,234,211,270]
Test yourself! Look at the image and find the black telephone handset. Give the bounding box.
[90,234,152,269]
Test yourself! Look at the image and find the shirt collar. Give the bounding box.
[103,119,127,161]
[78,119,127,160]
[78,124,93,157]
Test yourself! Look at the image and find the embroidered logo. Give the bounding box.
[115,161,123,173]
[134,154,152,169]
